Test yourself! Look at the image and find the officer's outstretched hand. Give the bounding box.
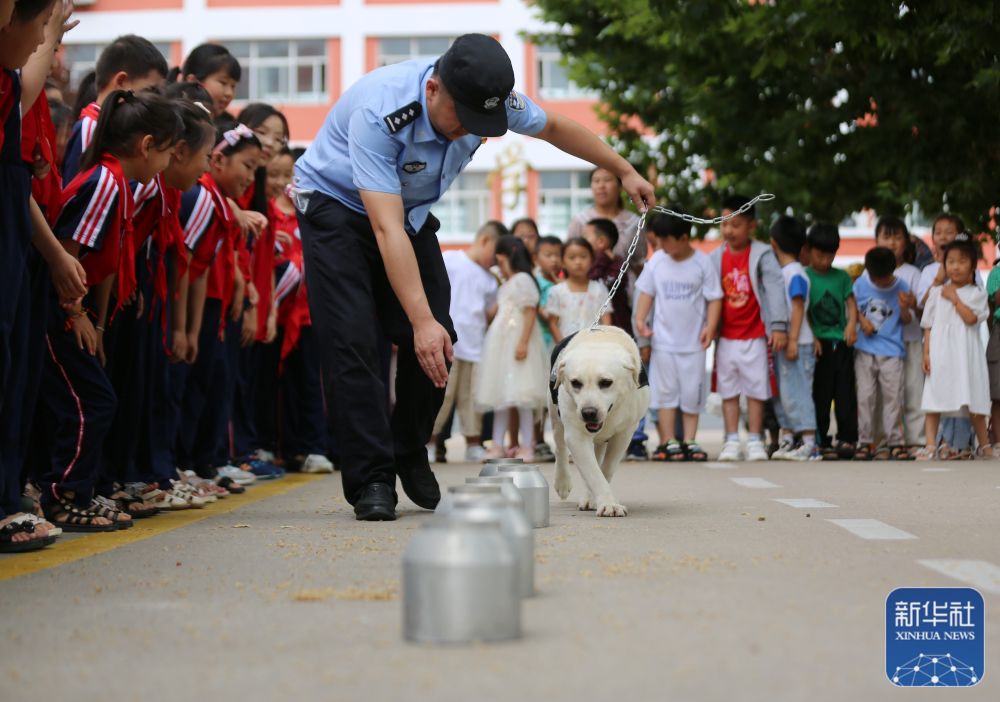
[414,317,453,389]
[621,170,655,213]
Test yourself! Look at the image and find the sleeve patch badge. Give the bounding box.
[383,101,422,134]
[506,91,526,112]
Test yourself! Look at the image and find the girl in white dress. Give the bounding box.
[475,236,549,460]
[918,238,994,459]
[545,237,612,342]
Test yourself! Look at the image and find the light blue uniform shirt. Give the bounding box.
[295,59,548,234]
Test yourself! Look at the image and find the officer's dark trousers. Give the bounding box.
[297,194,454,505]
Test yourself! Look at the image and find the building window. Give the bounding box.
[375,37,455,68]
[435,172,493,243]
[535,44,598,101]
[228,39,327,103]
[63,42,171,95]
[537,170,593,237]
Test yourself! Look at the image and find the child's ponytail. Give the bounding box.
[80,90,183,171]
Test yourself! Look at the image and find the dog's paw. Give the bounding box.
[578,495,597,511]
[554,470,572,500]
[596,501,628,517]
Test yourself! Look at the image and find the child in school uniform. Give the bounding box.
[175,123,263,484]
[117,87,226,511]
[37,90,180,531]
[0,0,89,551]
[266,147,334,473]
[62,35,167,183]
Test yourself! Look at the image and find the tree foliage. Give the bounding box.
[530,0,1000,231]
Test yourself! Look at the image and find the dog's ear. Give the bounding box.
[550,356,567,393]
[623,361,641,388]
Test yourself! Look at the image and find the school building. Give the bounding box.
[67,0,607,243]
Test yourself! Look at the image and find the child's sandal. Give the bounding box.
[912,446,937,461]
[685,442,708,462]
[821,445,841,461]
[853,444,873,461]
[872,446,891,461]
[889,446,914,461]
[42,497,118,533]
[89,497,134,529]
[651,444,669,461]
[665,440,687,462]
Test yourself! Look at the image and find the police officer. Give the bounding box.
[295,34,653,521]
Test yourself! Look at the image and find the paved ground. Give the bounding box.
[2,441,999,701]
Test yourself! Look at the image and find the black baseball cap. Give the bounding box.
[437,34,515,137]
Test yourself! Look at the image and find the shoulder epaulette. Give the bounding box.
[383,101,422,135]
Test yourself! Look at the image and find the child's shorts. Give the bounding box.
[716,337,770,401]
[649,349,706,413]
[987,324,1000,400]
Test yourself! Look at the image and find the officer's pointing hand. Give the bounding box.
[621,170,655,213]
[414,317,453,389]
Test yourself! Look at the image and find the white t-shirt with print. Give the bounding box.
[442,250,498,362]
[635,249,722,353]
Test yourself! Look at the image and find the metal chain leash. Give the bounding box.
[590,193,775,329]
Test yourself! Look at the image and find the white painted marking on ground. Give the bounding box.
[705,462,736,470]
[918,559,1000,595]
[730,477,781,489]
[921,468,953,473]
[773,498,838,509]
[827,518,917,540]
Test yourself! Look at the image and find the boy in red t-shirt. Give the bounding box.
[709,196,789,461]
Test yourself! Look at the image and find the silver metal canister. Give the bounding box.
[402,514,520,644]
[478,457,523,477]
[452,494,535,598]
[434,484,503,516]
[498,464,550,528]
[464,475,525,513]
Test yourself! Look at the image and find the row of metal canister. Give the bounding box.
[402,458,550,644]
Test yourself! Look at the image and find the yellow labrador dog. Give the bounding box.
[549,326,650,517]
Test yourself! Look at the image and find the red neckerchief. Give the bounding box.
[278,229,311,365]
[198,172,236,332]
[60,153,136,318]
[21,92,62,222]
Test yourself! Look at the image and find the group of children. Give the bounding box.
[434,188,999,468]
[1,8,332,553]
[638,199,997,463]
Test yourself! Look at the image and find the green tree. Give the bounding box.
[530,0,1000,232]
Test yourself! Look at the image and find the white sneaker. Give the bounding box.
[464,445,487,463]
[746,439,769,462]
[718,440,743,462]
[771,437,795,461]
[301,454,334,474]
[216,464,256,486]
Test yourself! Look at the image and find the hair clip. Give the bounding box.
[214,123,256,153]
[954,231,971,242]
[193,101,212,116]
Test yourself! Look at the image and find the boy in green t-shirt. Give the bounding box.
[805,224,859,459]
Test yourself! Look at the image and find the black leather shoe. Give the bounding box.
[396,454,441,510]
[354,483,397,521]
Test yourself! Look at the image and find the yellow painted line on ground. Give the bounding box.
[0,473,324,582]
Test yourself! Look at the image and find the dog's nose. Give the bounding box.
[581,407,599,423]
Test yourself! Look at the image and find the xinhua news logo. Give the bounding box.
[886,587,984,687]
